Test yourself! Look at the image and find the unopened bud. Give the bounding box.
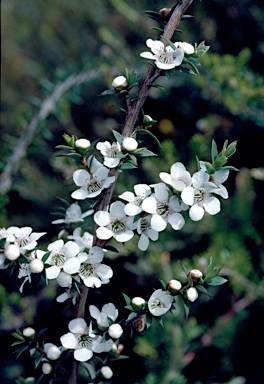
[108,323,123,339]
[24,378,35,384]
[56,271,72,288]
[101,366,113,379]
[23,327,36,338]
[225,141,237,157]
[75,138,91,150]
[188,269,203,283]
[143,115,153,123]
[167,279,182,295]
[63,133,75,147]
[112,75,128,90]
[176,42,195,55]
[159,8,172,21]
[132,297,146,311]
[5,244,20,261]
[42,362,52,375]
[47,345,61,360]
[29,259,44,273]
[186,287,198,302]
[122,137,138,151]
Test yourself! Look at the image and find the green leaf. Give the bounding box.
[134,149,157,157]
[220,166,239,172]
[162,38,177,51]
[99,89,117,96]
[12,331,25,341]
[206,276,228,286]
[42,251,51,263]
[55,144,74,150]
[66,152,82,159]
[128,154,138,166]
[110,355,130,361]
[179,261,189,277]
[103,245,119,253]
[159,279,167,290]
[112,104,127,113]
[111,130,124,144]
[151,27,164,33]
[136,129,162,147]
[127,312,137,321]
[206,256,215,276]
[211,140,218,162]
[119,163,137,170]
[123,293,131,306]
[196,284,211,297]
[178,295,190,319]
[181,15,194,19]
[15,344,30,358]
[12,340,26,346]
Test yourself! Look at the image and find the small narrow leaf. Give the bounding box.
[123,293,132,306]
[112,105,127,113]
[206,276,228,286]
[99,89,117,96]
[179,261,189,277]
[162,38,177,51]
[136,129,162,147]
[211,140,218,162]
[119,163,137,170]
[112,130,124,144]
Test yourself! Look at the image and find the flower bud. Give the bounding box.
[24,378,35,384]
[23,327,36,338]
[122,137,138,151]
[143,115,153,123]
[186,287,198,302]
[5,244,20,261]
[177,42,195,55]
[166,279,182,295]
[75,138,91,150]
[112,75,128,90]
[29,259,44,273]
[42,362,52,375]
[47,345,61,360]
[132,297,146,311]
[159,8,172,21]
[188,269,203,283]
[101,366,113,379]
[56,271,72,287]
[108,323,123,339]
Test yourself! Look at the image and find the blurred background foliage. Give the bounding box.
[1,0,264,383]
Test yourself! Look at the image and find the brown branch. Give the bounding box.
[69,1,194,382]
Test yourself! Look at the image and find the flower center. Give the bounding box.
[15,236,30,247]
[106,143,120,158]
[158,52,174,65]
[156,202,170,217]
[110,218,126,233]
[194,188,206,204]
[151,299,164,309]
[79,263,95,278]
[87,178,102,194]
[51,252,66,266]
[78,333,93,348]
[139,218,150,233]
[134,196,144,207]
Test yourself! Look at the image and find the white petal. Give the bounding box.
[181,186,194,205]
[154,183,168,201]
[124,203,142,216]
[69,318,87,333]
[170,162,186,177]
[168,213,185,230]
[109,201,125,218]
[134,184,151,197]
[89,305,100,320]
[46,265,60,279]
[140,52,156,60]
[74,348,93,362]
[115,230,134,242]
[97,264,113,279]
[151,214,167,232]
[214,169,229,184]
[147,229,159,241]
[89,247,104,263]
[203,196,221,215]
[159,172,171,184]
[71,188,88,200]
[63,241,80,258]
[192,171,209,188]
[138,234,149,251]
[96,227,113,240]
[56,272,72,287]
[94,211,110,226]
[104,158,120,168]
[60,333,78,349]
[103,176,115,188]
[83,276,101,288]
[189,204,204,221]
[56,292,69,303]
[213,184,229,199]
[73,170,90,187]
[142,196,157,214]
[118,191,135,202]
[63,258,81,274]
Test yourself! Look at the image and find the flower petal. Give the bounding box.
[189,204,204,221]
[74,348,93,362]
[60,332,78,349]
[69,318,87,333]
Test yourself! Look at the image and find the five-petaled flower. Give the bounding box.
[96,141,122,168]
[71,157,115,200]
[89,302,118,330]
[60,318,113,362]
[52,203,94,225]
[94,201,134,242]
[148,289,172,316]
[119,184,151,216]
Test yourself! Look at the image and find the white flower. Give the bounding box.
[71,156,115,200]
[186,287,198,302]
[5,244,20,260]
[136,215,159,251]
[122,137,138,151]
[101,366,113,379]
[68,227,93,252]
[96,141,122,168]
[23,327,36,338]
[175,41,195,55]
[60,318,113,362]
[56,288,78,305]
[75,138,91,150]
[52,203,94,225]
[142,183,185,232]
[78,246,113,288]
[45,240,80,285]
[181,171,221,221]
[5,226,46,254]
[200,161,229,199]
[108,323,123,339]
[159,162,192,192]
[140,39,184,70]
[148,289,172,316]
[18,263,32,293]
[119,184,151,216]
[94,201,134,243]
[44,343,61,360]
[89,302,118,330]
[112,75,128,90]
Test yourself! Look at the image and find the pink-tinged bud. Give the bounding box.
[5,244,20,261]
[188,269,203,282]
[186,287,198,302]
[23,327,36,338]
[108,323,123,339]
[122,137,138,151]
[29,259,44,273]
[75,138,91,150]
[167,279,182,295]
[159,8,172,21]
[42,362,52,375]
[101,366,113,379]
[112,75,128,90]
[132,297,146,311]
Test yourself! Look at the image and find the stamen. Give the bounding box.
[106,143,120,158]
[110,219,126,233]
[140,218,150,233]
[15,236,30,247]
[151,299,164,309]
[51,253,66,266]
[87,178,102,194]
[156,202,170,217]
[78,333,93,348]
[194,188,206,203]
[79,263,95,278]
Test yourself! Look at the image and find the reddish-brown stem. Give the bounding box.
[69,1,194,382]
